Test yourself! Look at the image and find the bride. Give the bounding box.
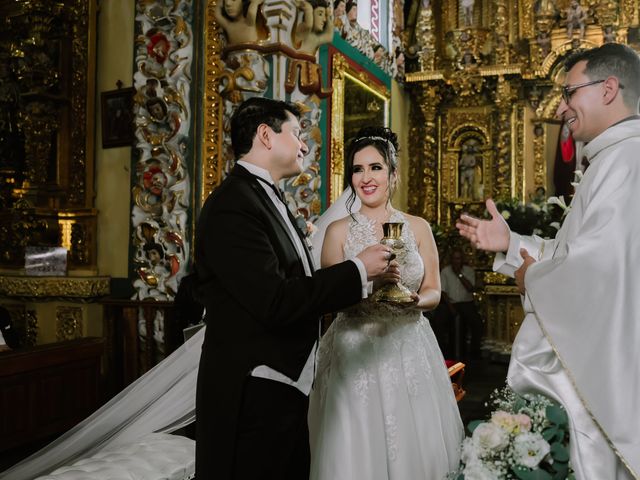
[308,126,463,479]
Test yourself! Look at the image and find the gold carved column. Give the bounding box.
[492,75,519,199]
[408,83,441,223]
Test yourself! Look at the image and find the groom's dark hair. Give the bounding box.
[230,97,301,159]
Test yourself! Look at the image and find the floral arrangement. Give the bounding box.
[494,171,583,240]
[453,386,574,480]
[493,197,564,240]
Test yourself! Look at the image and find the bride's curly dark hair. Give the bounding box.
[344,126,400,214]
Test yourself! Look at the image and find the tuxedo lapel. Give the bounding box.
[284,208,316,271]
[231,166,305,268]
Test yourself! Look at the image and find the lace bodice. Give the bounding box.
[342,211,424,316]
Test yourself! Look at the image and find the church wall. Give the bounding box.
[391,78,410,211]
[95,1,135,280]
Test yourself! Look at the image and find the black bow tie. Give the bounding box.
[253,175,312,242]
[253,175,285,203]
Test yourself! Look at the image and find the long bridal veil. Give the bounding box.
[311,188,360,266]
[0,328,204,479]
[1,188,358,479]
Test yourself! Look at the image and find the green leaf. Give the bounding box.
[546,405,568,425]
[456,475,465,480]
[467,420,483,433]
[551,461,569,479]
[512,466,553,480]
[542,426,559,441]
[550,442,570,462]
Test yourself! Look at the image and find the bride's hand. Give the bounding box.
[372,261,400,291]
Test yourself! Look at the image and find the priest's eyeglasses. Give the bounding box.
[561,79,625,104]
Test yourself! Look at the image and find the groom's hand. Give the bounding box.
[515,248,535,294]
[372,261,401,290]
[357,244,395,280]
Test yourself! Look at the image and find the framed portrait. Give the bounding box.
[101,87,135,148]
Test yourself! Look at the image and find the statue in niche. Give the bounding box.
[460,0,474,27]
[603,25,616,43]
[214,0,265,46]
[566,0,587,39]
[459,141,482,199]
[295,0,334,55]
[536,31,551,57]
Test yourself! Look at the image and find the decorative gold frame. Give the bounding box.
[200,1,226,207]
[329,53,390,205]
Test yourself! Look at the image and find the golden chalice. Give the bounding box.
[371,222,414,304]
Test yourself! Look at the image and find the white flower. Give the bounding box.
[547,195,568,211]
[549,222,561,230]
[490,411,531,434]
[472,422,509,453]
[512,432,551,468]
[463,460,500,480]
[460,437,479,464]
[501,210,511,220]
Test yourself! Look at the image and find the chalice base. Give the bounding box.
[372,282,414,304]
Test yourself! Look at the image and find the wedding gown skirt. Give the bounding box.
[308,212,463,480]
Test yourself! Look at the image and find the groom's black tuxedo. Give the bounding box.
[194,165,362,479]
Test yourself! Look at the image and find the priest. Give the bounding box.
[456,43,640,479]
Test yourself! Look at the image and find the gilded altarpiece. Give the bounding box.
[403,0,639,354]
[0,0,108,345]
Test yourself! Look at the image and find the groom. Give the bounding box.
[193,97,393,479]
[457,43,640,479]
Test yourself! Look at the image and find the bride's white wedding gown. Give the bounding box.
[308,211,464,480]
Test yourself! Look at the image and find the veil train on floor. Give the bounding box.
[0,189,359,479]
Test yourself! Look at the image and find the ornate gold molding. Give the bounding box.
[485,284,520,295]
[56,306,83,341]
[408,83,440,222]
[0,276,110,299]
[483,270,511,285]
[405,71,445,83]
[201,1,226,204]
[515,104,527,201]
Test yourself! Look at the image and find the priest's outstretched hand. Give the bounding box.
[456,199,510,252]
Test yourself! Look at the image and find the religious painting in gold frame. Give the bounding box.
[329,52,390,205]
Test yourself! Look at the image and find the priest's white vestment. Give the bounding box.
[494,118,640,479]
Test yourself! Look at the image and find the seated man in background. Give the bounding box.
[439,249,483,360]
